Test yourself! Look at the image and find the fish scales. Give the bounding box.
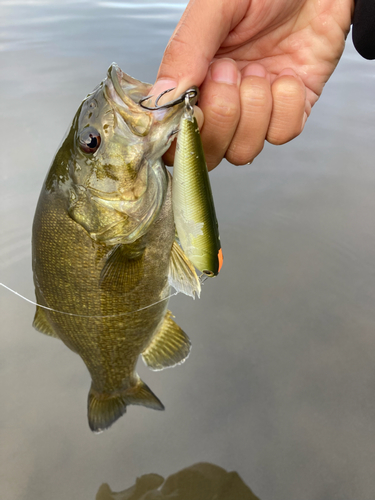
[33,187,173,390]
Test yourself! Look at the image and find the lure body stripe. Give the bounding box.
[172,110,222,276]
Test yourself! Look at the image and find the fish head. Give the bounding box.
[70,63,188,203]
[49,63,194,245]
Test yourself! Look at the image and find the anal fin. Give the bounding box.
[32,306,60,339]
[169,241,201,298]
[142,310,191,371]
[100,244,144,292]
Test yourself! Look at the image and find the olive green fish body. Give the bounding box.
[32,65,200,432]
[172,112,222,276]
[33,184,173,386]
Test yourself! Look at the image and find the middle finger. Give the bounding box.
[199,58,241,171]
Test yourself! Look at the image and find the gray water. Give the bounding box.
[1,1,375,499]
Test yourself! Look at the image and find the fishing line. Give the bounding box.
[0,267,206,319]
[0,282,181,319]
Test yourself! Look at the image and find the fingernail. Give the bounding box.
[210,59,239,86]
[242,63,267,78]
[193,105,204,129]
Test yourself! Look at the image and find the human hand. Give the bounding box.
[151,0,354,170]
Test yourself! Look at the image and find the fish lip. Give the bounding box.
[107,63,131,104]
[104,63,153,137]
[107,63,188,123]
[103,64,188,157]
[105,63,152,110]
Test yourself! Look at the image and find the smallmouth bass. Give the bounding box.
[32,64,200,432]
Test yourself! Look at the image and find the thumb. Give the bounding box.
[150,0,240,101]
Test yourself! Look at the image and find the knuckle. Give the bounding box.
[205,154,222,171]
[161,33,201,77]
[272,78,305,111]
[268,77,305,145]
[241,78,271,109]
[207,93,239,123]
[272,76,303,99]
[225,152,250,166]
[267,124,301,145]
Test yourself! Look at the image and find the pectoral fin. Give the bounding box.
[168,241,201,298]
[32,306,60,339]
[142,310,191,371]
[100,244,144,292]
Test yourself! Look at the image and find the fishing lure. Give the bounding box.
[172,95,223,277]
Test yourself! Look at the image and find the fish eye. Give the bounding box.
[79,127,101,154]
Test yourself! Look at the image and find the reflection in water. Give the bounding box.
[32,63,200,433]
[96,463,260,500]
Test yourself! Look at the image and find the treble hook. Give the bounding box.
[139,87,198,111]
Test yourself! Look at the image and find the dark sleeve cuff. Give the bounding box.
[352,0,375,59]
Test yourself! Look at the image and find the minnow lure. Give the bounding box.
[172,95,223,277]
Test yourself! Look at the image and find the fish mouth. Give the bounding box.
[104,63,154,137]
[104,63,190,138]
[108,63,153,106]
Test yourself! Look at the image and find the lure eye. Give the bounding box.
[79,127,101,154]
[203,270,215,277]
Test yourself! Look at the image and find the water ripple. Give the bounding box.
[0,238,31,270]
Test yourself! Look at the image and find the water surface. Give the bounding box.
[1,1,375,499]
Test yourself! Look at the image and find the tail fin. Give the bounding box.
[88,379,164,433]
